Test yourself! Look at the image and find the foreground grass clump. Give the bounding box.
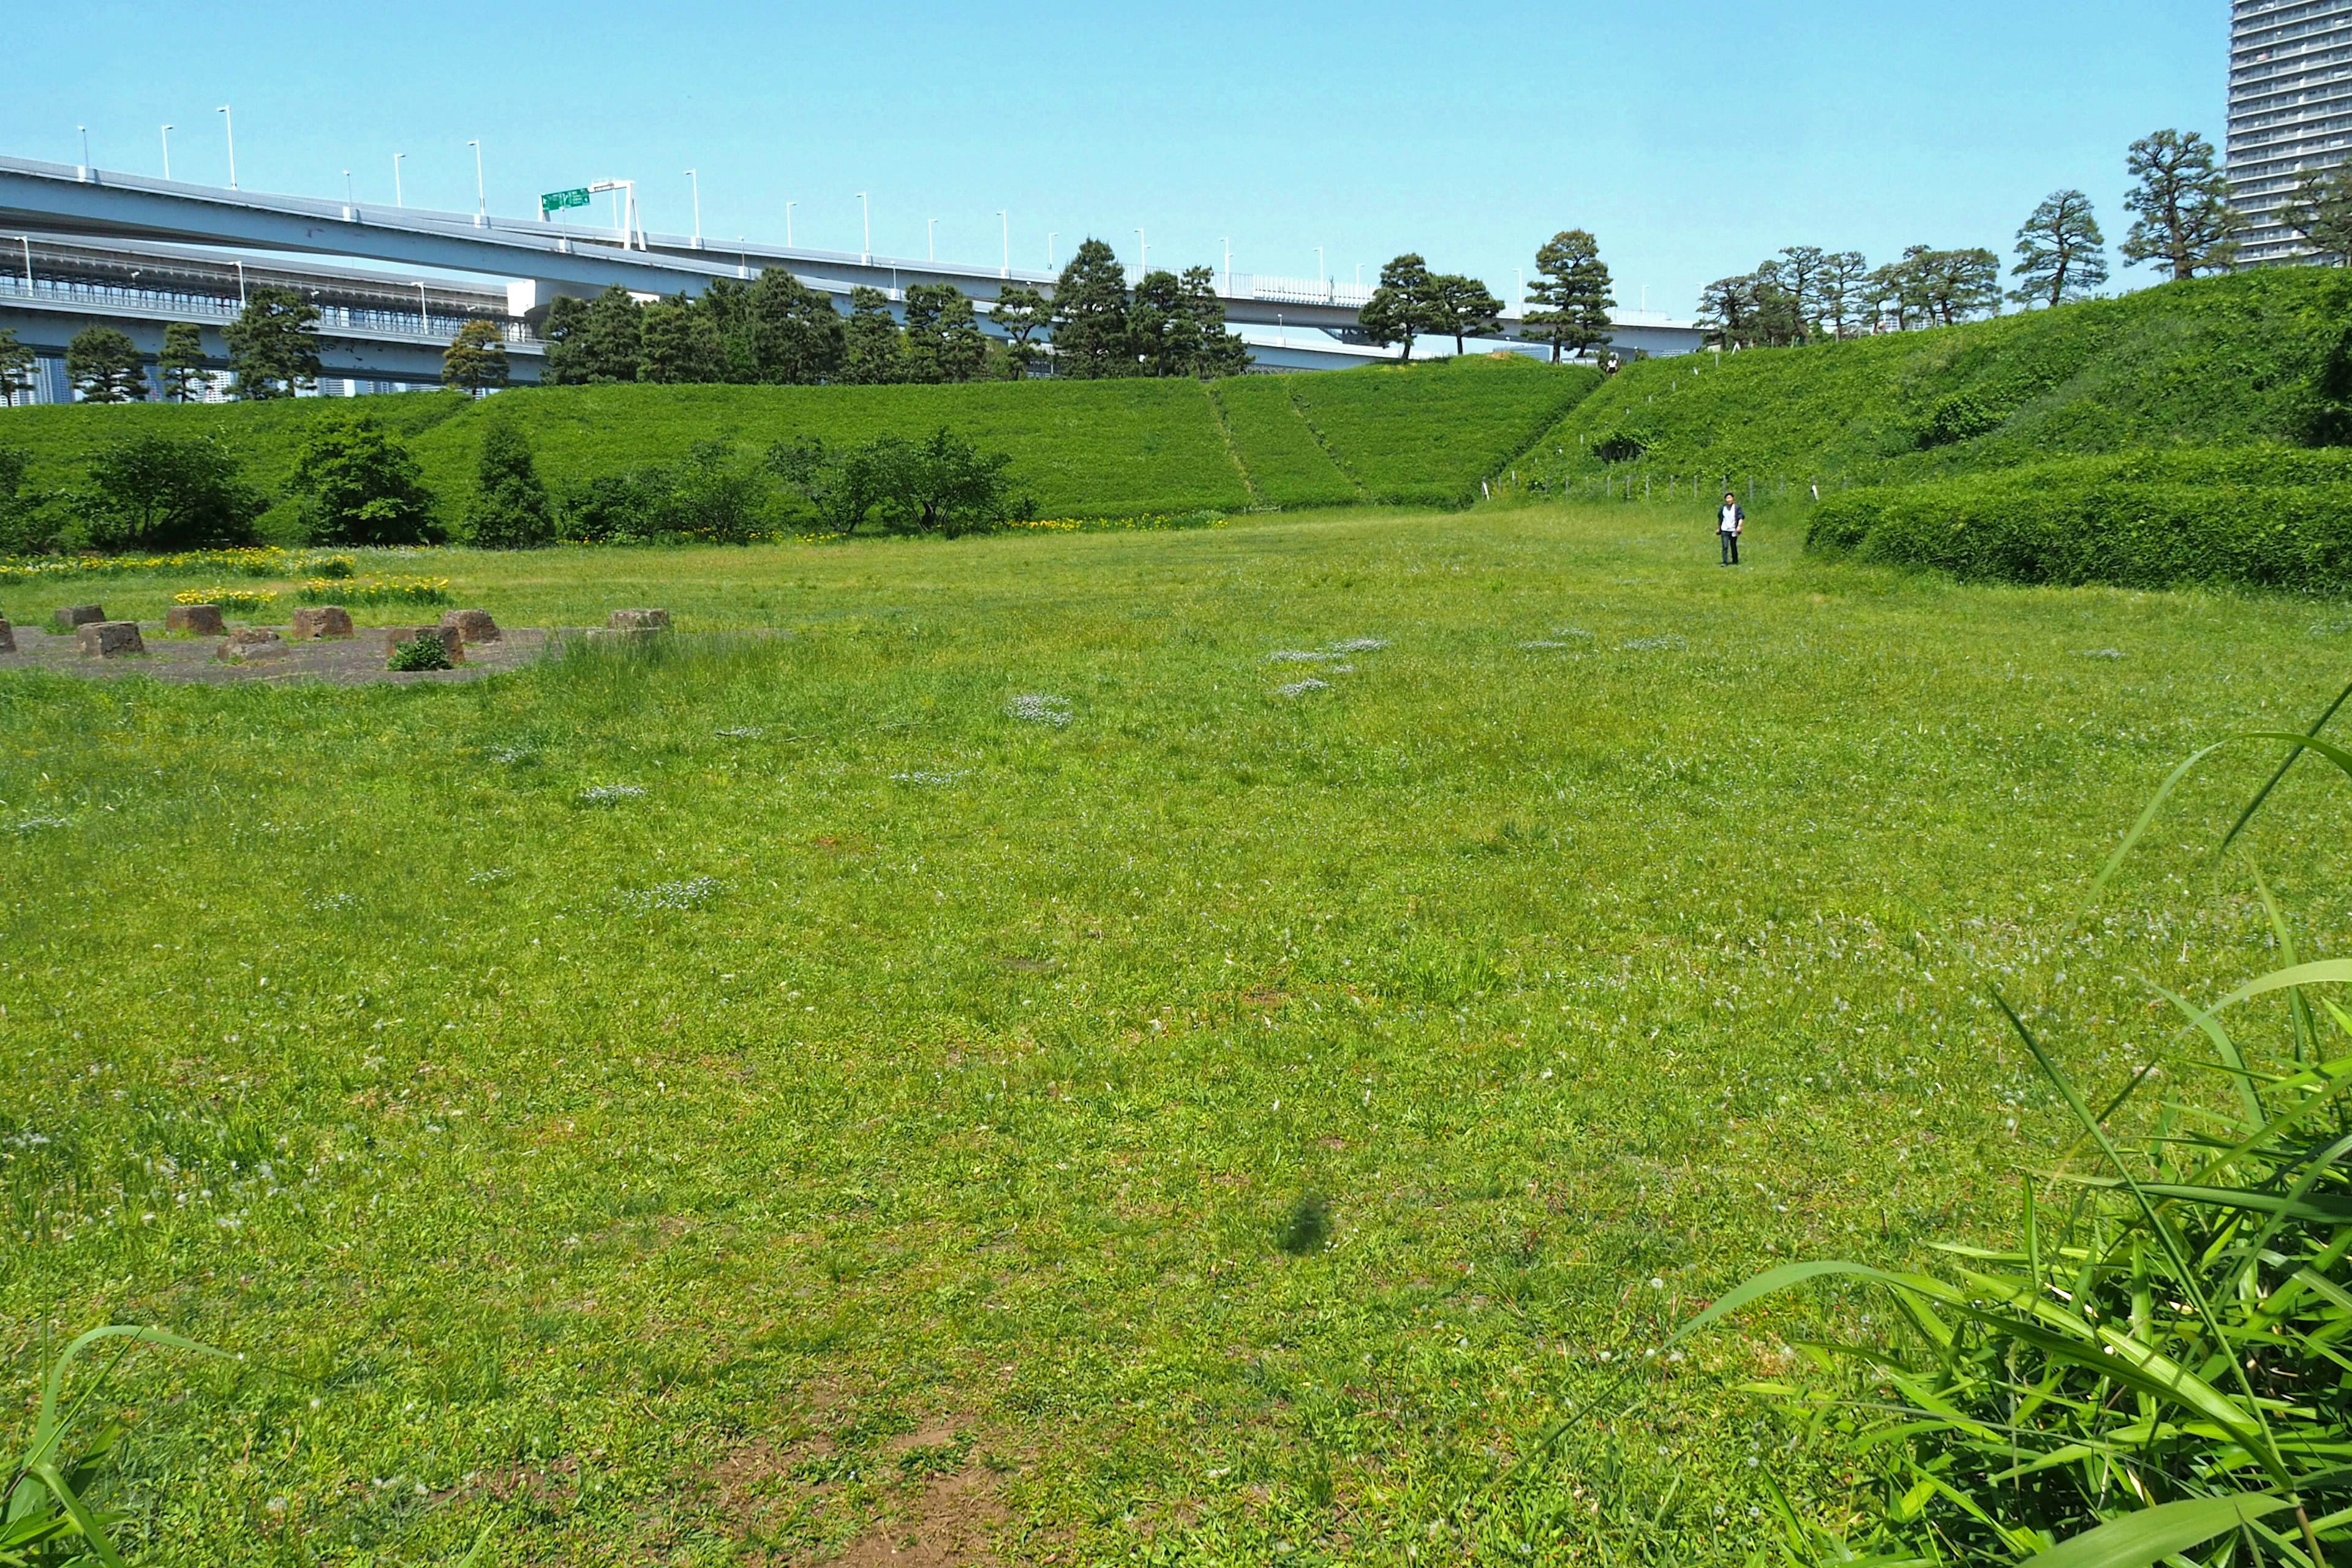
[6,505,2352,1565]
[1807,443,2352,590]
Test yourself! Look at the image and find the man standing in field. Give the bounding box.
[1717,491,1745,565]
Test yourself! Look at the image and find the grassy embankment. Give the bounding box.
[0,355,1600,524]
[6,504,2348,1565]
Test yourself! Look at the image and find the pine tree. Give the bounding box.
[1428,274,1504,355]
[158,322,209,401]
[570,285,646,383]
[1050,239,1134,379]
[843,287,903,384]
[1359,254,1441,362]
[747,268,845,384]
[2120,129,2239,281]
[2282,167,2352,266]
[224,287,322,399]
[0,328,36,406]
[464,420,555,548]
[1522,232,1615,363]
[902,284,987,383]
[639,296,727,383]
[988,284,1054,378]
[66,326,146,402]
[2010,190,2109,307]
[442,319,510,392]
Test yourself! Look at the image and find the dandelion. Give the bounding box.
[488,745,537,765]
[1277,679,1330,698]
[578,784,646,805]
[625,877,720,911]
[307,892,357,912]
[1008,694,1072,726]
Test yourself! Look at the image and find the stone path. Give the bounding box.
[0,623,576,686]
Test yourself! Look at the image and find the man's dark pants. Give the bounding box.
[1721,531,1740,565]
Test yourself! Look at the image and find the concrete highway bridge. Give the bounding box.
[0,153,1700,396]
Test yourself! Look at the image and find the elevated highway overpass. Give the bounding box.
[0,152,1699,391]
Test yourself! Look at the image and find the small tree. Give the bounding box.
[768,435,895,536]
[1359,253,1442,363]
[989,283,1054,377]
[1178,268,1250,378]
[157,322,208,401]
[843,287,903,385]
[1696,275,1756,349]
[442,319,510,392]
[80,434,265,551]
[463,420,554,548]
[1429,274,1504,355]
[1051,239,1135,379]
[1914,247,2003,325]
[872,428,1016,536]
[0,329,36,405]
[747,268,845,384]
[569,285,646,383]
[1523,231,1615,363]
[639,295,727,383]
[2120,129,2239,280]
[293,415,440,545]
[66,327,146,402]
[1773,246,1830,343]
[2282,166,2352,266]
[1128,271,1203,378]
[224,287,322,399]
[2010,190,2109,307]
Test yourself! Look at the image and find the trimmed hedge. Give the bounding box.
[1807,445,2352,592]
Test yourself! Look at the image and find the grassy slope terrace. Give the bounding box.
[1526,268,2348,495]
[0,355,1600,522]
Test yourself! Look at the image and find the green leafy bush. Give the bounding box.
[1591,429,1649,464]
[463,419,555,549]
[292,415,441,546]
[387,634,453,672]
[76,434,266,551]
[1807,445,2352,590]
[563,442,775,544]
[1681,685,2352,1566]
[1917,391,2000,448]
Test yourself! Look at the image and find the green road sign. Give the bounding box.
[540,187,590,214]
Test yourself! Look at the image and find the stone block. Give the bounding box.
[228,626,281,647]
[75,620,145,658]
[607,608,671,631]
[166,604,227,636]
[383,625,464,660]
[219,628,284,662]
[0,619,13,654]
[54,605,104,631]
[441,608,500,643]
[290,606,354,639]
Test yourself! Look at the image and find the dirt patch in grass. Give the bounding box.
[832,1463,1011,1567]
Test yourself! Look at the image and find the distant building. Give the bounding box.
[2229,0,2352,265]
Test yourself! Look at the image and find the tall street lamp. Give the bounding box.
[687,169,701,247]
[469,140,486,224]
[1136,227,1147,277]
[393,153,405,208]
[857,192,870,263]
[1047,232,1057,270]
[77,126,89,179]
[785,202,796,246]
[998,211,1009,279]
[216,105,235,189]
[927,217,937,263]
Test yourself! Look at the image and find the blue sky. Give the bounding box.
[12,1,2223,317]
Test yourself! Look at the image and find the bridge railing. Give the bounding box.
[1226,273,1376,309]
[0,273,535,344]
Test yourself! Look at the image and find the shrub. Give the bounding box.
[563,443,774,544]
[1678,681,2352,1566]
[77,434,267,552]
[769,428,1018,538]
[1807,444,2352,591]
[0,445,52,556]
[464,421,554,549]
[1917,390,2001,447]
[1591,430,1648,464]
[387,634,453,672]
[292,415,440,546]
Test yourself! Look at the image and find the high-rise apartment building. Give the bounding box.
[2229,1,2352,264]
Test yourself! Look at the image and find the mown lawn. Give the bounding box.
[5,502,2349,1566]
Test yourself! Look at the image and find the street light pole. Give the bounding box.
[393,153,404,208]
[1314,246,1324,296]
[1047,232,1057,270]
[998,210,1008,278]
[469,140,485,223]
[927,217,936,263]
[1136,227,1146,277]
[1223,239,1232,296]
[216,105,235,189]
[160,124,172,179]
[417,281,428,335]
[77,126,89,180]
[687,169,701,247]
[857,193,870,263]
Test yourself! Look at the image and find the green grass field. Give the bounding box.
[1531,268,2350,497]
[6,503,2348,1565]
[0,355,1593,527]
